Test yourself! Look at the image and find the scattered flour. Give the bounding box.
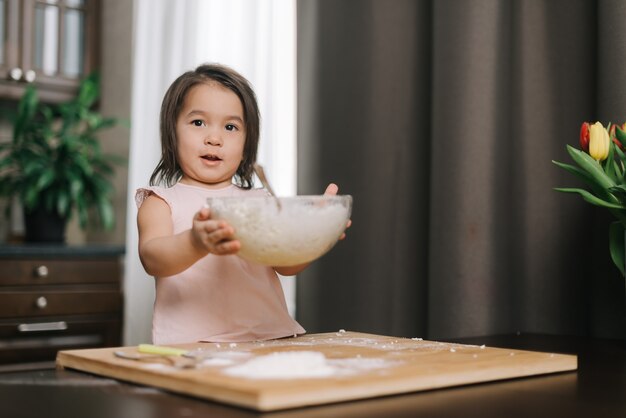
[200,358,235,367]
[329,357,392,371]
[222,351,398,380]
[140,363,174,372]
[249,334,457,353]
[223,351,335,379]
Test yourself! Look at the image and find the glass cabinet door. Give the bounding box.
[0,0,5,67]
[34,1,60,77]
[62,1,85,78]
[0,0,98,102]
[0,0,20,83]
[32,0,89,79]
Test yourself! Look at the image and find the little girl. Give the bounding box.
[136,63,346,344]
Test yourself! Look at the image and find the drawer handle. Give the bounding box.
[34,265,49,278]
[18,321,68,332]
[35,296,48,309]
[24,69,37,83]
[9,67,22,81]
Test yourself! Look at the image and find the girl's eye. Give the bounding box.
[192,120,205,127]
[225,124,238,132]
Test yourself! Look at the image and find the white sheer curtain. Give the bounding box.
[124,0,297,345]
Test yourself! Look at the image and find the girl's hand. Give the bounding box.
[191,206,241,255]
[324,183,352,240]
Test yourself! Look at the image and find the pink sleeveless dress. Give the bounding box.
[136,182,305,344]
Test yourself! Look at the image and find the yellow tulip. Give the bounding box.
[588,121,610,161]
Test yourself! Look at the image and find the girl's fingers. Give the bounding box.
[199,220,239,254]
[214,239,241,254]
[202,220,226,234]
[338,220,351,240]
[195,205,211,221]
[206,224,234,243]
[324,183,339,196]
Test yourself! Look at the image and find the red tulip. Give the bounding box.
[615,123,626,150]
[580,122,590,151]
[607,123,625,151]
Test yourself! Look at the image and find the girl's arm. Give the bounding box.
[137,195,240,277]
[274,262,311,277]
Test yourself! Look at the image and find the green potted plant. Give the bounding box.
[0,73,121,242]
[553,121,626,276]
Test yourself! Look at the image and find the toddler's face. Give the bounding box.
[176,82,246,189]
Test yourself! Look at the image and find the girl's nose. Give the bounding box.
[204,133,222,146]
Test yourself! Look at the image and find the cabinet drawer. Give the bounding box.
[0,291,122,317]
[0,316,122,367]
[0,258,121,286]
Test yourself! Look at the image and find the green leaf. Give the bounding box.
[69,177,83,200]
[604,139,616,180]
[57,190,69,217]
[97,197,115,230]
[35,168,55,191]
[553,187,626,209]
[613,159,623,181]
[608,184,626,195]
[13,86,39,142]
[615,144,626,184]
[552,160,594,184]
[566,145,617,193]
[608,185,626,207]
[77,72,100,108]
[23,188,40,210]
[609,221,625,276]
[552,158,619,205]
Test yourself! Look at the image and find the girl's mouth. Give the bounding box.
[202,154,222,162]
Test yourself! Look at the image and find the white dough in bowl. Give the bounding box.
[207,195,352,266]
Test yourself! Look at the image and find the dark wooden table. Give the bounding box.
[0,333,624,418]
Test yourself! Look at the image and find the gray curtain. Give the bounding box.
[296,0,626,340]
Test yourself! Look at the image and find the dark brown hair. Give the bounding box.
[149,63,260,188]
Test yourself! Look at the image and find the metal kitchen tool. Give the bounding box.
[253,163,281,209]
[113,346,202,369]
[138,344,188,356]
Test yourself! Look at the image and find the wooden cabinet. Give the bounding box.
[0,0,100,102]
[0,244,124,371]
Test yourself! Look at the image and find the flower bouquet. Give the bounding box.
[553,121,626,276]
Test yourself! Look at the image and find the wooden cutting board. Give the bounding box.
[56,331,577,411]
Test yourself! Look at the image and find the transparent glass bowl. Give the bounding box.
[207,195,352,266]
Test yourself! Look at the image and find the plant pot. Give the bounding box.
[23,206,67,243]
